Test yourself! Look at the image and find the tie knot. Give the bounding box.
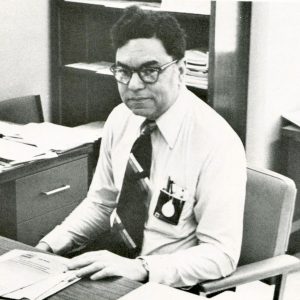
[140,120,157,136]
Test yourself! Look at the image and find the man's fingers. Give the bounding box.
[90,267,116,280]
[67,251,106,269]
[67,257,95,269]
[75,262,105,278]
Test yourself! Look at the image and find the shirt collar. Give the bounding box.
[130,86,189,148]
[155,86,189,149]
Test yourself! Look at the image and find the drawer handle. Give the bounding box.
[42,185,71,196]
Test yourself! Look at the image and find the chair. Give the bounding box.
[0,95,44,124]
[199,166,300,300]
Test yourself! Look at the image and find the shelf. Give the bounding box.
[63,0,210,16]
[63,62,113,76]
[52,0,250,142]
[64,0,160,10]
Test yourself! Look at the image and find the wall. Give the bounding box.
[1,0,300,162]
[246,2,300,172]
[0,0,51,121]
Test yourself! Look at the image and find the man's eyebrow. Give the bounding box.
[116,60,159,69]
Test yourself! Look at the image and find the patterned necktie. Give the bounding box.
[113,119,157,257]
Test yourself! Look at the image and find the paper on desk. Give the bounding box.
[75,121,105,141]
[118,282,204,300]
[0,249,80,300]
[0,249,67,295]
[5,271,80,300]
[0,139,46,162]
[13,122,100,153]
[0,120,22,136]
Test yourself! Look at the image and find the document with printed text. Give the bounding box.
[0,249,80,300]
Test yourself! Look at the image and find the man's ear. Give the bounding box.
[177,58,186,80]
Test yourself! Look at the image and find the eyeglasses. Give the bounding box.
[110,60,178,85]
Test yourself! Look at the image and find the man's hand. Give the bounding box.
[35,242,53,253]
[67,250,148,282]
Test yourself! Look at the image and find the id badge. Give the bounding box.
[154,178,187,225]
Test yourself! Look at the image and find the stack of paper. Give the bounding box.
[0,121,59,172]
[6,122,104,153]
[185,49,209,90]
[0,120,22,136]
[0,250,80,300]
[0,121,104,172]
[0,139,57,172]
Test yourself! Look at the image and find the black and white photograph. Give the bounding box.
[0,0,300,299]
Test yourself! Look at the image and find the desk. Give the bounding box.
[0,236,142,300]
[0,144,94,246]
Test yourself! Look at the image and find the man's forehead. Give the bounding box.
[115,38,170,66]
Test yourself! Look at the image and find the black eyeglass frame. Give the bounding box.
[110,59,178,85]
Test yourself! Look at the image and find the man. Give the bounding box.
[37,6,246,288]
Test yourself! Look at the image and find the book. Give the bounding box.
[185,75,208,89]
[0,249,80,300]
[185,49,208,66]
[186,69,208,78]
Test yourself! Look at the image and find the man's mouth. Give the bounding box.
[128,97,149,101]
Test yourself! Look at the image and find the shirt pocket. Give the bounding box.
[148,187,196,239]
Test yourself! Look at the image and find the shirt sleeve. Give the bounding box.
[140,132,247,287]
[40,114,119,255]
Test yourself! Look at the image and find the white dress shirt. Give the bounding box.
[41,86,247,287]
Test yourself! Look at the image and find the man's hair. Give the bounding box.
[111,6,186,60]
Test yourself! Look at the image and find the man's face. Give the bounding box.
[115,37,184,120]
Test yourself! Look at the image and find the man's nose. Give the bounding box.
[127,72,145,90]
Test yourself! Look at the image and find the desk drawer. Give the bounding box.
[16,157,88,223]
[17,202,79,246]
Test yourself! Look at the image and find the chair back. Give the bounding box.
[0,95,44,124]
[239,167,297,266]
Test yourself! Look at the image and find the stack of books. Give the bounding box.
[185,49,208,90]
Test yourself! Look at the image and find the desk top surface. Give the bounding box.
[0,143,94,184]
[0,236,141,300]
